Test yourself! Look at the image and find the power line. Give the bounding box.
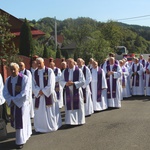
[116,15,150,21]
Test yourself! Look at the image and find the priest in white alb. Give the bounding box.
[103,57,122,108]
[77,58,94,116]
[60,58,85,125]
[145,57,150,96]
[32,57,62,133]
[91,61,108,111]
[131,57,144,96]
[119,60,131,98]
[3,63,32,149]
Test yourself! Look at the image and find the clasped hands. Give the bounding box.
[38,90,44,96]
[66,80,74,86]
[107,71,114,76]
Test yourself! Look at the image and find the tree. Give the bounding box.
[0,12,19,65]
[43,45,49,58]
[56,46,61,58]
[19,18,34,57]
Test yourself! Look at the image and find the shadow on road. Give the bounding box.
[123,96,150,101]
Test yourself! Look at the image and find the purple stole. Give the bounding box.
[145,63,150,87]
[132,64,140,86]
[54,68,60,99]
[82,66,86,103]
[97,67,102,102]
[64,67,80,110]
[24,69,27,75]
[122,67,126,88]
[106,64,118,99]
[34,67,52,109]
[7,74,23,129]
[141,59,145,67]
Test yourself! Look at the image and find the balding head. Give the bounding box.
[67,58,75,69]
[19,62,25,71]
[77,58,84,68]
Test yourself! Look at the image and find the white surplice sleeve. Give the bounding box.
[0,74,5,105]
[113,65,122,79]
[59,70,67,88]
[74,69,85,89]
[102,69,107,89]
[82,67,92,89]
[137,64,144,76]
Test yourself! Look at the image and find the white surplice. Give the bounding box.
[91,67,108,111]
[32,67,62,133]
[20,69,34,118]
[144,64,150,96]
[60,66,85,125]
[3,75,32,145]
[130,63,144,95]
[104,64,122,108]
[80,65,94,116]
[120,66,131,98]
[0,74,5,105]
[53,67,64,108]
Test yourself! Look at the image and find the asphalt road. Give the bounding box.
[1,96,150,150]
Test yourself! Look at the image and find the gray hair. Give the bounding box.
[36,57,44,62]
[10,62,19,69]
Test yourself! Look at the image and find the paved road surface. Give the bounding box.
[0,96,150,150]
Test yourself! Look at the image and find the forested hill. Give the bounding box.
[117,22,150,41]
[25,17,150,62]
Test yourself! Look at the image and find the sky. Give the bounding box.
[1,0,150,27]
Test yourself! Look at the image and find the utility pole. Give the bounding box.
[54,16,57,51]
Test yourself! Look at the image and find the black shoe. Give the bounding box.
[16,144,23,149]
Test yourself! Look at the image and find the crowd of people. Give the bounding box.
[0,53,149,149]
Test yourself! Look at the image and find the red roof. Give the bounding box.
[57,35,64,43]
[0,9,45,37]
[12,30,45,36]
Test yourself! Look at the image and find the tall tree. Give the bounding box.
[19,18,34,57]
[56,46,61,58]
[43,45,49,58]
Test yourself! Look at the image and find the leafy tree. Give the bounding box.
[56,46,61,58]
[43,45,49,58]
[19,18,34,57]
[0,12,19,65]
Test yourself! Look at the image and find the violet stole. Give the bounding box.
[132,64,140,86]
[146,63,150,87]
[97,67,102,102]
[142,59,145,67]
[64,67,80,110]
[34,67,52,109]
[54,68,60,99]
[122,67,126,88]
[82,66,86,103]
[7,74,23,129]
[106,65,117,99]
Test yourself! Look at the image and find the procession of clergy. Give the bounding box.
[1,52,150,149]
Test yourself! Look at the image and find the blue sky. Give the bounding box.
[1,0,150,26]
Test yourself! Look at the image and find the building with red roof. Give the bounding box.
[0,8,45,51]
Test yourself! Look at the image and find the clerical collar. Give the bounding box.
[11,75,18,79]
[69,65,75,71]
[38,66,45,71]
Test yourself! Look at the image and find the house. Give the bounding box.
[0,8,45,51]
